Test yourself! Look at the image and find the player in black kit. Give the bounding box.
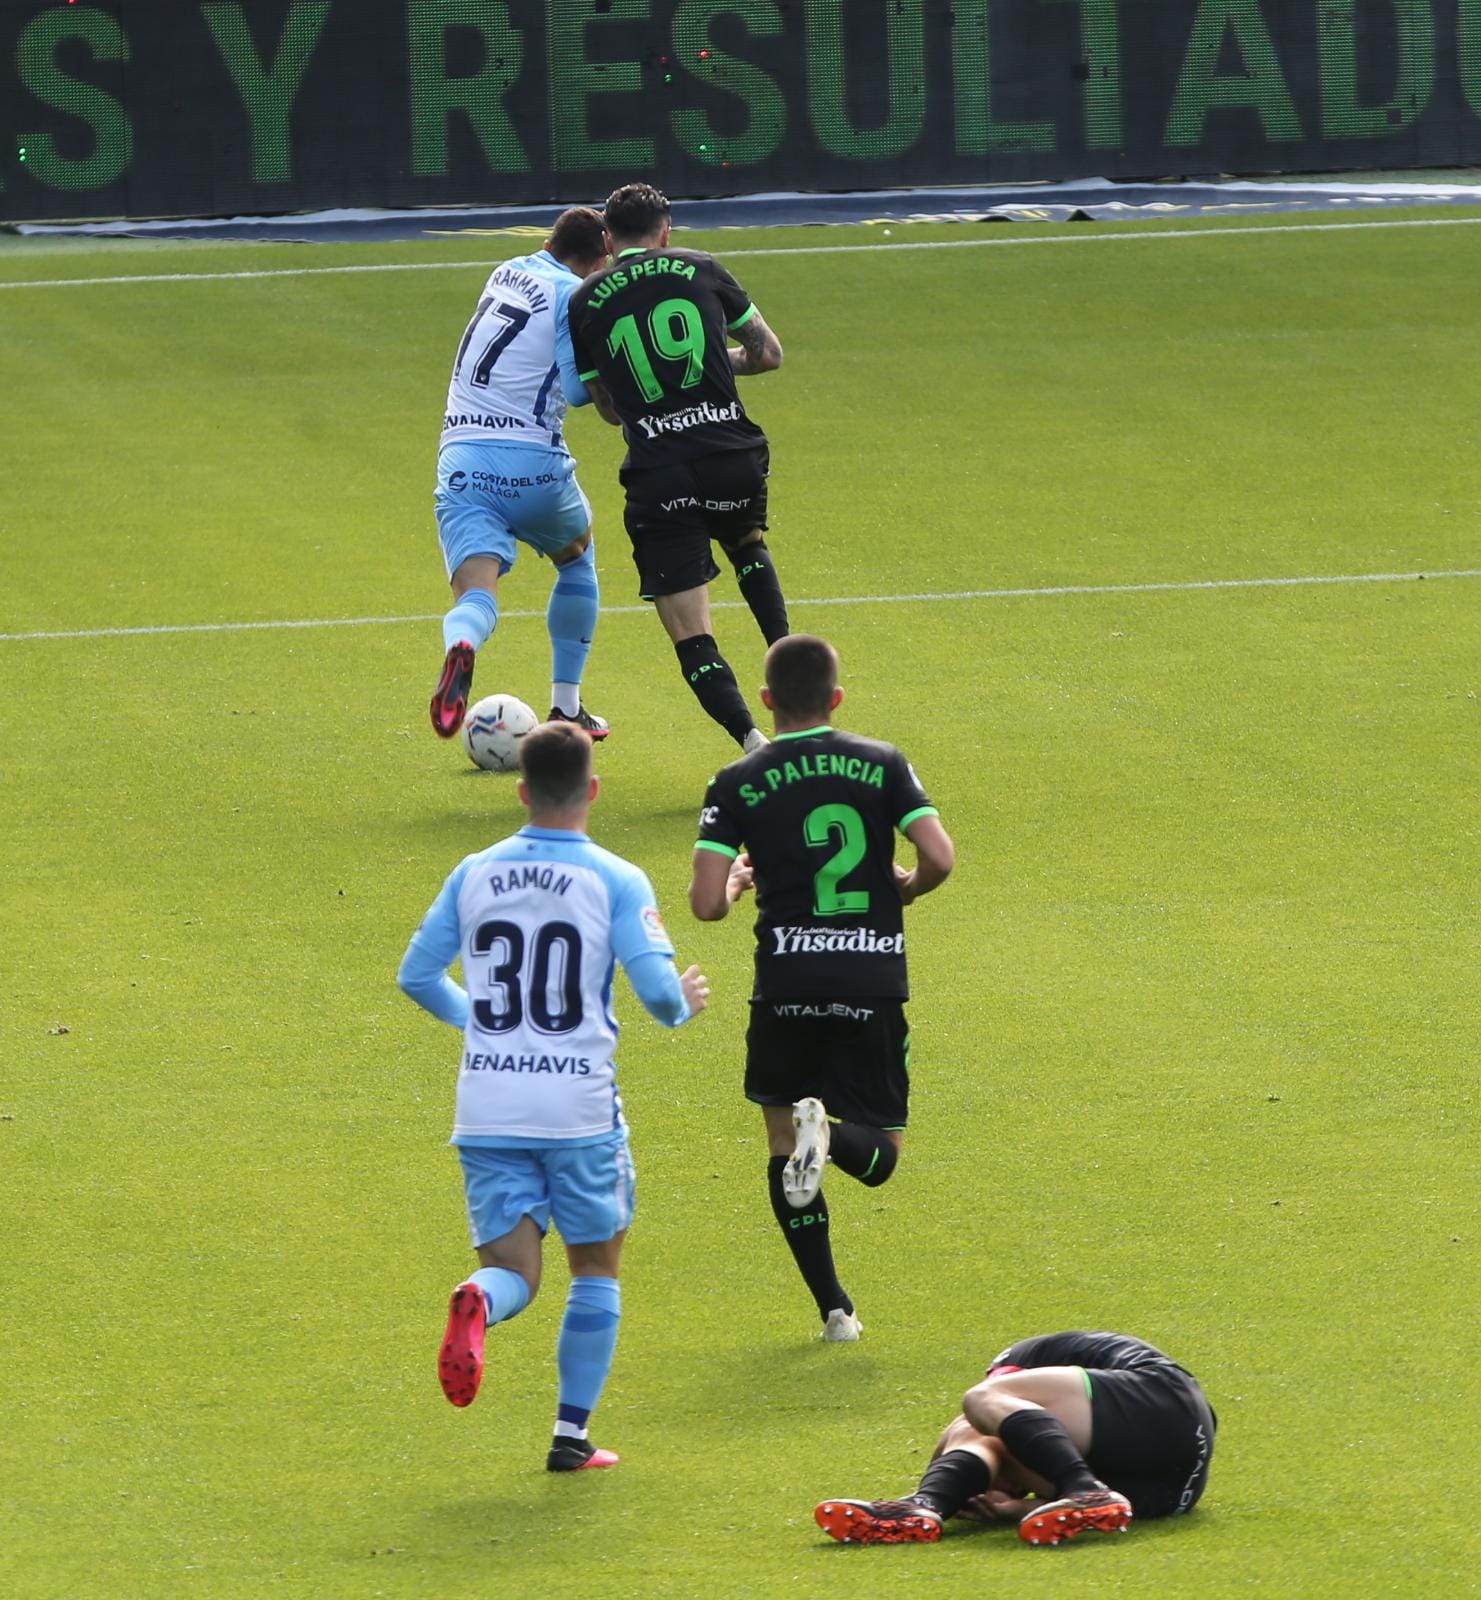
[815,1330,1216,1547]
[568,183,788,752]
[689,635,955,1337]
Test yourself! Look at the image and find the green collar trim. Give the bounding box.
[771,726,832,742]
[617,247,651,259]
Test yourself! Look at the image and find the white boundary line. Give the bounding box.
[3,568,1476,644]
[4,214,1481,292]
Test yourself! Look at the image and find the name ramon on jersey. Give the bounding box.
[486,865,575,897]
[770,927,906,956]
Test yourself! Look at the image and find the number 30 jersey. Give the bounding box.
[695,728,937,1002]
[441,250,589,452]
[413,826,676,1144]
[568,247,767,471]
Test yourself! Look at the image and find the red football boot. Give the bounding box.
[430,642,476,738]
[437,1282,486,1407]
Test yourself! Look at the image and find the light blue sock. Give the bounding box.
[470,1265,530,1325]
[443,588,497,653]
[554,1275,620,1436]
[547,543,599,692]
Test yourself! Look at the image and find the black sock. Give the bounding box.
[674,633,755,745]
[827,1123,899,1187]
[911,1449,992,1518]
[767,1155,851,1319]
[724,539,789,646]
[998,1409,1101,1497]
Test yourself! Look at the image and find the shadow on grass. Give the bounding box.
[678,1337,901,1439]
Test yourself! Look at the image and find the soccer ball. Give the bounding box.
[461,694,538,772]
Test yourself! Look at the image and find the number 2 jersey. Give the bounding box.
[407,826,677,1144]
[695,728,937,1002]
[441,249,589,452]
[567,247,767,472]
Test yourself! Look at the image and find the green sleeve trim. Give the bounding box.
[578,368,599,381]
[1079,1366,1093,1399]
[897,805,939,832]
[727,303,758,331]
[693,840,739,860]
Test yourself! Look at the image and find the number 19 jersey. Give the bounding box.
[568,247,767,471]
[416,826,676,1144]
[695,728,937,1002]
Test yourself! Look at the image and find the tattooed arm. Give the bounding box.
[729,311,783,376]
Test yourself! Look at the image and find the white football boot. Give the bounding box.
[821,1308,864,1342]
[783,1097,830,1208]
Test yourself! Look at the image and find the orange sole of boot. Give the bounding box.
[814,1501,942,1545]
[438,1283,485,1407]
[1018,1498,1133,1546]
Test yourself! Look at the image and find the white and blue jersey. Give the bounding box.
[398,826,688,1147]
[435,250,596,575]
[441,250,589,452]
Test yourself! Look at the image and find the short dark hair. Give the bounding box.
[765,634,840,719]
[520,721,593,809]
[547,206,607,270]
[603,182,671,245]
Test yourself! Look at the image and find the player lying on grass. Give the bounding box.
[397,721,708,1471]
[815,1330,1216,1545]
[570,182,787,753]
[689,634,954,1339]
[429,207,613,742]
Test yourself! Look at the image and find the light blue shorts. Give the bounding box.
[456,1130,635,1248]
[435,441,593,579]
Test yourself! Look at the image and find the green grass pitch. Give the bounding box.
[2,212,1478,1599]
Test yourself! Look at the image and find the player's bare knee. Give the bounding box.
[762,1103,795,1157]
[566,1229,625,1280]
[962,1379,1024,1436]
[451,554,505,598]
[552,530,592,566]
[935,1414,984,1456]
[481,1258,540,1303]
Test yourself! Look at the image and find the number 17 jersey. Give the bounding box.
[695,728,937,1001]
[441,250,588,451]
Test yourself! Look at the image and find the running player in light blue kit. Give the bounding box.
[430,208,613,742]
[397,720,709,1471]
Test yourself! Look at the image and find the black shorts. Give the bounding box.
[1084,1365,1217,1519]
[621,445,770,600]
[744,1000,909,1130]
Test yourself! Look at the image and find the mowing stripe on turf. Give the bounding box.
[2,568,1477,644]
[4,215,1481,292]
